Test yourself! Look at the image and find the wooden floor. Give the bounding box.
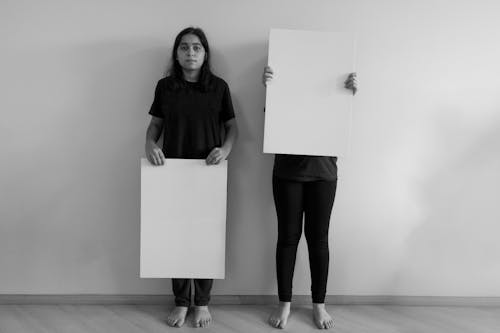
[1,304,499,333]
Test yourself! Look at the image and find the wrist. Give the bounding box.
[221,144,231,154]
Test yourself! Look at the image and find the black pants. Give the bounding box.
[272,177,337,303]
[172,278,213,307]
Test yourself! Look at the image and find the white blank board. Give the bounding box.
[140,158,227,278]
[264,29,355,157]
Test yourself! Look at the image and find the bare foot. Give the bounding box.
[193,305,212,328]
[313,303,334,329]
[166,306,188,327]
[268,301,291,329]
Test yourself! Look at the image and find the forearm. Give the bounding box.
[145,119,165,165]
[221,121,238,153]
[146,123,162,145]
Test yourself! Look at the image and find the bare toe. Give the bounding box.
[268,302,290,329]
[166,306,188,328]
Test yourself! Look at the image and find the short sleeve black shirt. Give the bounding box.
[273,155,338,181]
[148,76,235,159]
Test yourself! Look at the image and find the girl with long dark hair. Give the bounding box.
[145,27,238,328]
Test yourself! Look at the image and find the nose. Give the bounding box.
[187,47,196,56]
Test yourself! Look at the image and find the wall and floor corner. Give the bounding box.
[1,0,500,302]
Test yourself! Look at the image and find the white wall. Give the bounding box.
[1,0,500,296]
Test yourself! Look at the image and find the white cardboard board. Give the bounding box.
[140,158,227,278]
[264,29,355,157]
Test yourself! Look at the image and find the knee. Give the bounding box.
[305,233,329,251]
[277,233,301,248]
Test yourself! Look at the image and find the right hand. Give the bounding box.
[146,141,165,165]
[262,66,274,86]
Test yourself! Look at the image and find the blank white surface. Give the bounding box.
[264,29,355,157]
[140,158,227,278]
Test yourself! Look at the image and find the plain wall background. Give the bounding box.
[1,0,500,296]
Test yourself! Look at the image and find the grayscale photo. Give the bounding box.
[1,0,499,332]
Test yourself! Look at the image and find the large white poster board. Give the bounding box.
[264,29,356,157]
[140,158,227,278]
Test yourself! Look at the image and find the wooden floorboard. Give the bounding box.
[1,304,500,333]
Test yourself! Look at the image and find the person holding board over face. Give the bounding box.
[263,66,357,330]
[145,27,238,328]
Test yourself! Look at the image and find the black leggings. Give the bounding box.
[272,177,337,303]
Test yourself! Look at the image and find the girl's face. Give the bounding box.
[176,34,206,72]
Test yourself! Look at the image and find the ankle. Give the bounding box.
[313,303,326,310]
[195,305,209,310]
[174,306,188,310]
[279,301,291,310]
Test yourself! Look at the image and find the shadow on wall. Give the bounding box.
[391,110,500,295]
[211,41,278,292]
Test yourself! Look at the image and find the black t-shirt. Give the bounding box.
[149,76,235,159]
[273,155,338,181]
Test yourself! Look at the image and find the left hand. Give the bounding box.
[262,66,274,86]
[206,147,229,165]
[344,72,358,95]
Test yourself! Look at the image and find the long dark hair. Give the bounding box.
[167,27,214,91]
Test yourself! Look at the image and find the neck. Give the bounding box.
[182,69,200,82]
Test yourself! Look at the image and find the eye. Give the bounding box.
[179,45,189,52]
[193,45,203,52]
